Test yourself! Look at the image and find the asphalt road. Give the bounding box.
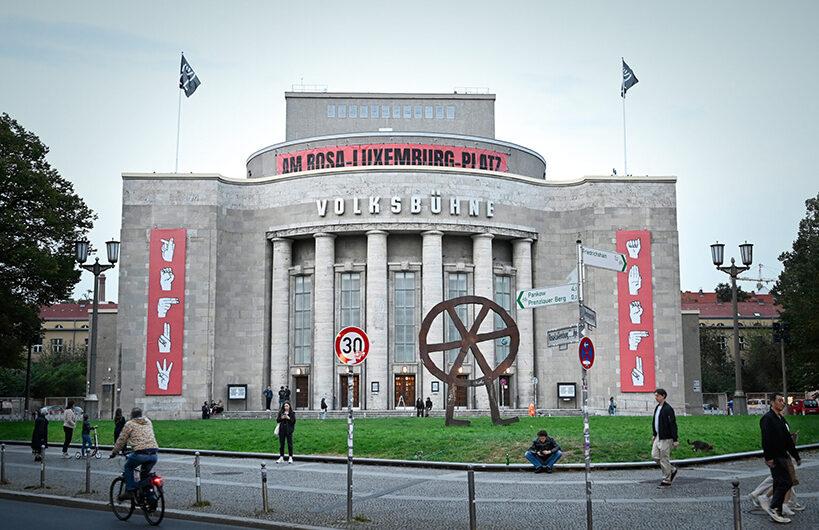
[0,445,816,529]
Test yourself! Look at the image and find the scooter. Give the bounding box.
[76,425,102,459]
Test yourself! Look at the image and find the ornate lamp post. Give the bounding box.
[75,239,120,420]
[710,241,753,415]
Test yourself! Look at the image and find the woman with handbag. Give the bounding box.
[276,401,296,463]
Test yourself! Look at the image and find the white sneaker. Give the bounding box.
[288,457,293,464]
[62,453,70,459]
[782,505,795,517]
[767,507,791,524]
[788,502,806,512]
[276,457,283,464]
[749,492,760,508]
[759,495,770,512]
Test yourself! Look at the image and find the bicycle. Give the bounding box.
[109,451,165,525]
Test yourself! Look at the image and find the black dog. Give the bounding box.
[687,439,714,452]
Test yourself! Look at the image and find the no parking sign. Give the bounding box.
[579,337,595,370]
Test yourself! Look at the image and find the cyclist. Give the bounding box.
[110,407,159,500]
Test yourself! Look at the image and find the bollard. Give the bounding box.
[260,462,269,512]
[40,445,45,488]
[1,444,6,484]
[467,465,477,530]
[85,453,91,493]
[732,480,742,530]
[194,451,202,504]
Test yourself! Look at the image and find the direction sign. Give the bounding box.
[516,283,578,309]
[547,324,581,347]
[580,304,597,328]
[335,326,370,365]
[579,337,595,370]
[582,246,627,273]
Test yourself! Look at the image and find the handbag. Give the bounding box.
[274,423,280,436]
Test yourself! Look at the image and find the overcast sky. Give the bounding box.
[2,1,816,302]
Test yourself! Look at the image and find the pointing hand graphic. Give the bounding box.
[626,238,641,259]
[158,323,171,353]
[628,330,650,351]
[160,238,175,262]
[631,356,645,386]
[160,268,175,291]
[156,359,173,391]
[628,265,642,295]
[629,301,644,324]
[157,297,179,318]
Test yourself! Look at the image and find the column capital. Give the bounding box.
[471,232,494,241]
[365,229,389,237]
[314,232,336,240]
[271,237,292,244]
[421,230,444,238]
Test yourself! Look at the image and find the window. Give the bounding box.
[393,105,401,119]
[51,338,63,353]
[494,275,512,363]
[294,276,312,364]
[349,105,357,118]
[82,337,88,352]
[338,104,347,118]
[381,105,390,118]
[360,105,368,118]
[446,105,455,119]
[435,105,444,119]
[340,272,361,328]
[414,105,422,118]
[425,106,433,119]
[394,272,415,362]
[55,324,63,329]
[327,105,336,118]
[738,336,746,351]
[717,336,727,351]
[447,272,469,362]
[32,344,43,353]
[371,105,379,118]
[403,106,412,119]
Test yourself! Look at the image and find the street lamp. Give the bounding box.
[710,240,753,415]
[76,239,120,420]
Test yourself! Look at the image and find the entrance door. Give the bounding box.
[340,375,360,408]
[498,375,512,407]
[294,376,309,409]
[394,375,415,408]
[454,374,468,407]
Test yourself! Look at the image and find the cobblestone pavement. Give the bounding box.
[1,445,816,529]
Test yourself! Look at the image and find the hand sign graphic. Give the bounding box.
[626,238,641,259]
[160,238,175,262]
[157,297,179,318]
[158,323,171,353]
[631,356,645,386]
[629,301,644,324]
[628,330,650,351]
[160,268,175,291]
[628,265,642,295]
[156,359,173,391]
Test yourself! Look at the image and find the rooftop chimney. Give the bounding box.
[99,274,106,302]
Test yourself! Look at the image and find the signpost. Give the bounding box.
[334,326,370,522]
[582,246,627,273]
[580,305,597,329]
[547,324,582,348]
[516,283,578,309]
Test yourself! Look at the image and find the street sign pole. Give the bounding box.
[347,366,354,522]
[577,239,592,530]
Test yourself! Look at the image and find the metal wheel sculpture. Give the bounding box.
[419,295,520,426]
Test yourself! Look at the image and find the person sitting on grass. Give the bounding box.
[525,429,562,473]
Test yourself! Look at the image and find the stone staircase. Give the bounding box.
[217,408,584,420]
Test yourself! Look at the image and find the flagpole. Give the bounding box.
[622,57,628,176]
[175,52,183,173]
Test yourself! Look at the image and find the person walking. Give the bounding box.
[651,388,679,488]
[113,408,126,443]
[524,429,563,473]
[62,400,76,458]
[320,397,328,420]
[415,397,424,417]
[425,397,433,417]
[276,401,296,463]
[608,397,617,416]
[760,393,801,524]
[264,385,274,411]
[31,409,48,462]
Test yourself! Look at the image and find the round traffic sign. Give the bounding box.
[578,337,595,370]
[335,326,370,365]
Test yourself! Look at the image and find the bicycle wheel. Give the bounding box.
[142,485,165,526]
[109,476,135,520]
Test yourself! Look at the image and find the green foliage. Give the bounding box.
[700,327,734,393]
[0,113,95,367]
[0,415,816,463]
[715,282,750,303]
[772,193,819,390]
[0,347,86,397]
[742,329,782,392]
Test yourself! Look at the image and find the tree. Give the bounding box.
[771,193,819,390]
[700,327,734,393]
[0,114,95,367]
[715,282,750,303]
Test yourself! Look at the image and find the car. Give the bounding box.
[747,398,768,415]
[40,404,84,420]
[788,399,819,415]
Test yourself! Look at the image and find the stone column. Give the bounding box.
[513,238,534,408]
[313,233,336,409]
[421,231,444,410]
[270,238,292,394]
[472,233,494,409]
[365,230,388,409]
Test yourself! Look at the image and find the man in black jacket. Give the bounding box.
[760,394,801,524]
[525,430,562,473]
[651,388,679,488]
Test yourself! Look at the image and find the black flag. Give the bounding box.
[621,59,638,97]
[179,55,201,97]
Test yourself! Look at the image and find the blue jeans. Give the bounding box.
[81,434,92,455]
[525,449,562,470]
[124,451,158,491]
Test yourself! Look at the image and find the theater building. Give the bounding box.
[116,91,687,418]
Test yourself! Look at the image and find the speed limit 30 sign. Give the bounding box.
[335,326,370,365]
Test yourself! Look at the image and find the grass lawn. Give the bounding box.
[1,415,816,464]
